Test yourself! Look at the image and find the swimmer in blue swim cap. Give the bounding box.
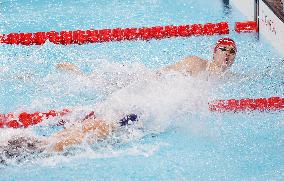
[56,38,237,77]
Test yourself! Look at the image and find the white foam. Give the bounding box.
[38,141,167,167]
[92,66,211,132]
[31,60,213,133]
[0,128,36,146]
[0,60,215,165]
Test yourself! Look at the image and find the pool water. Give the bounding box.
[0,0,283,180]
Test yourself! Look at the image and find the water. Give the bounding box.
[0,0,283,180]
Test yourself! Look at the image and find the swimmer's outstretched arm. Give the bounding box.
[56,62,97,76]
[223,71,249,80]
[48,118,117,152]
[56,62,85,75]
[56,62,85,76]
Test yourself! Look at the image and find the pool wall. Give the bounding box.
[231,0,284,57]
[259,0,284,57]
[230,0,255,20]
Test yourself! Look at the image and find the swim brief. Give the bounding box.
[118,114,138,126]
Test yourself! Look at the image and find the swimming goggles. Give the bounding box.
[218,46,236,54]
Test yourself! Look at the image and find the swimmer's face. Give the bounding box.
[213,45,236,70]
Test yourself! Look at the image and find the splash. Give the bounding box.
[0,60,215,166]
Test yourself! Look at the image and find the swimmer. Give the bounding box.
[163,37,237,76]
[56,38,237,77]
[0,112,139,164]
[48,112,138,152]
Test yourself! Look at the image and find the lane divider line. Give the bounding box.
[0,96,282,129]
[0,21,233,45]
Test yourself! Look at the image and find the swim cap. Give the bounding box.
[214,38,237,52]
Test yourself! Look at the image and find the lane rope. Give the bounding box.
[235,21,258,33]
[0,22,229,45]
[209,96,283,112]
[0,96,282,129]
[0,109,70,128]
[0,21,257,46]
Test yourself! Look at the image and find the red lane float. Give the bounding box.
[0,22,229,46]
[235,21,258,33]
[209,97,284,112]
[0,109,70,128]
[0,96,282,129]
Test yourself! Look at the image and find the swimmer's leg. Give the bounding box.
[49,117,116,152]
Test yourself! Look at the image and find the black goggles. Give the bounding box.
[218,46,236,54]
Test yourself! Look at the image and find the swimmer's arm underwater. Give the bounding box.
[56,62,99,76]
[48,118,116,152]
[56,62,87,76]
[223,71,249,80]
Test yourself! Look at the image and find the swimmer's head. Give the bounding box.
[213,38,237,71]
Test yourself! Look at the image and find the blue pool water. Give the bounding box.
[0,0,283,180]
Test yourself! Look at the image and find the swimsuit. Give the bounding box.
[118,114,138,126]
[83,111,139,127]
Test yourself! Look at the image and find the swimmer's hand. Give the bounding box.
[56,62,85,75]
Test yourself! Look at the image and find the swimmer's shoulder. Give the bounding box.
[168,56,206,69]
[160,56,207,76]
[181,56,208,75]
[180,56,207,68]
